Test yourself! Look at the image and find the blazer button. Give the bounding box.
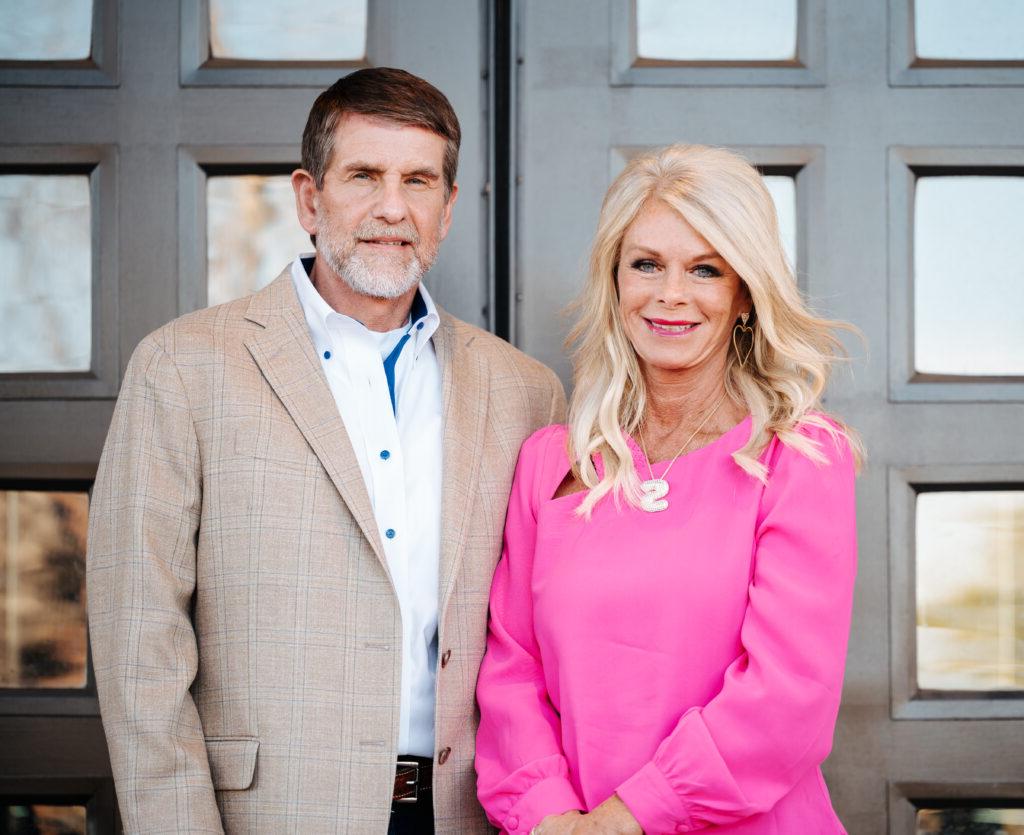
[441,649,452,668]
[438,746,451,765]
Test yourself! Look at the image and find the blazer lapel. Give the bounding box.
[434,312,488,613]
[242,270,388,573]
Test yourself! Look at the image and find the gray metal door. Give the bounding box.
[0,1,490,830]
[512,1,1024,832]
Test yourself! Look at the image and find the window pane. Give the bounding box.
[0,491,89,689]
[917,807,1024,833]
[636,0,797,62]
[913,176,1024,376]
[916,491,1024,691]
[207,175,311,307]
[0,175,91,373]
[1,805,86,834]
[764,175,797,270]
[915,0,1024,61]
[0,0,92,61]
[209,0,367,62]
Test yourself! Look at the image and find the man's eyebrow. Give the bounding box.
[341,161,385,175]
[404,166,441,180]
[339,162,441,180]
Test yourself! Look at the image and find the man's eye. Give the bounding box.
[692,264,722,279]
[630,259,658,273]
[406,177,427,186]
[352,172,372,181]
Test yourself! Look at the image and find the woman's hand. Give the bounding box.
[571,795,643,834]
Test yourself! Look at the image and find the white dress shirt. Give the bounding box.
[291,256,443,757]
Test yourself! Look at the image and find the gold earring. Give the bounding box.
[733,311,753,369]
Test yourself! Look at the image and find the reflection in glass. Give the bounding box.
[209,0,367,62]
[0,805,87,835]
[0,0,92,61]
[916,491,1024,691]
[915,0,1024,61]
[636,0,797,62]
[763,175,797,271]
[0,175,91,373]
[207,175,312,307]
[914,176,1024,376]
[916,807,1024,834]
[0,491,88,689]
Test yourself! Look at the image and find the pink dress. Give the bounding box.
[474,418,857,834]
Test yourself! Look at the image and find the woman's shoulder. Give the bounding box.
[520,423,570,462]
[767,411,858,474]
[514,424,572,504]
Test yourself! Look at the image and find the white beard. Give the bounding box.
[316,219,439,300]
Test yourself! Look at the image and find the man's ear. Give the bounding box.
[291,169,319,237]
[438,182,459,241]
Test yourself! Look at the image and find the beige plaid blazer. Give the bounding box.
[87,269,566,834]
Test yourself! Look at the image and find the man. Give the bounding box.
[87,67,565,834]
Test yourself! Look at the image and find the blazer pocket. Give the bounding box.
[206,736,260,791]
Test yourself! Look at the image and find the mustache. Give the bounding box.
[355,221,420,244]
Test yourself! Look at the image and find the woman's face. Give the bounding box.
[617,200,748,380]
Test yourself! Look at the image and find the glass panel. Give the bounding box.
[0,175,91,373]
[0,0,92,61]
[913,176,1024,376]
[764,175,797,270]
[915,0,1024,61]
[0,491,89,689]
[207,175,312,307]
[209,0,367,62]
[917,807,1024,833]
[1,805,86,835]
[916,491,1024,691]
[636,0,798,62]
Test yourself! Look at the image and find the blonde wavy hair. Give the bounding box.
[567,144,863,517]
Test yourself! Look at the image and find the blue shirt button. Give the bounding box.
[385,528,396,539]
[380,450,391,460]
[416,321,424,330]
[323,350,331,360]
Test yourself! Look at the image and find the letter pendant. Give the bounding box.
[640,478,669,513]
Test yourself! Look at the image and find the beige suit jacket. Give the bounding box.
[87,269,566,834]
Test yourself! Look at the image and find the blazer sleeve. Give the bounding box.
[545,368,568,426]
[615,426,858,833]
[87,334,224,834]
[475,427,585,834]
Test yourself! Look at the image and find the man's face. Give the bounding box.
[303,113,457,300]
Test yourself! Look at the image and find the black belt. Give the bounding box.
[393,755,433,804]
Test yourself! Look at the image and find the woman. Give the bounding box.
[474,145,861,834]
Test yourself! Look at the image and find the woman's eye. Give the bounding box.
[630,259,658,274]
[692,263,722,279]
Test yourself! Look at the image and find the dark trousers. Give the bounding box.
[387,795,434,834]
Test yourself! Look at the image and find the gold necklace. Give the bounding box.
[636,393,728,513]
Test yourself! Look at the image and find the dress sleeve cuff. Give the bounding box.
[503,776,584,834]
[616,761,694,835]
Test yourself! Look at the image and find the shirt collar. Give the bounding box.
[290,255,440,360]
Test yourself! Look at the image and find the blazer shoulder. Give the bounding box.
[441,313,558,386]
[134,293,261,362]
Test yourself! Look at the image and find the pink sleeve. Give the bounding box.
[615,425,858,833]
[475,427,586,834]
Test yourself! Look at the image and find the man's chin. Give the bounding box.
[339,268,422,301]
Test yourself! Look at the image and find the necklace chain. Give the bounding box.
[638,393,729,483]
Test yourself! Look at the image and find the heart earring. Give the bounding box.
[732,311,754,369]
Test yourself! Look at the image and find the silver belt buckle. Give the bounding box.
[395,759,420,804]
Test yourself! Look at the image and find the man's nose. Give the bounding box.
[371,176,409,224]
